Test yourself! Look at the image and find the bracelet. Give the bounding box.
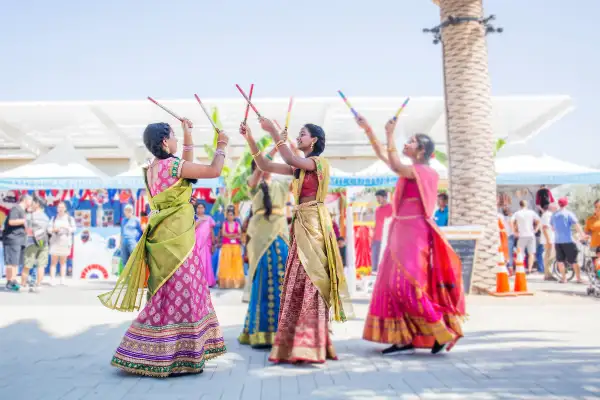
[182,144,194,151]
[387,146,397,153]
[370,139,380,146]
[251,150,261,158]
[215,149,226,158]
[217,140,228,146]
[275,140,286,149]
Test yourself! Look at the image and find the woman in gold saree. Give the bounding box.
[99,119,228,377]
[238,154,289,348]
[240,118,352,364]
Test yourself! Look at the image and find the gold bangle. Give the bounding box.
[251,150,261,158]
[387,146,397,153]
[217,140,228,146]
[370,139,380,146]
[275,140,286,148]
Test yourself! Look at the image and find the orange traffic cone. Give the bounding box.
[491,247,514,296]
[513,249,533,296]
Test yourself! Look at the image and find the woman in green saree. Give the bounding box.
[240,119,352,363]
[99,119,228,377]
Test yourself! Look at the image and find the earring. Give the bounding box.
[310,141,315,150]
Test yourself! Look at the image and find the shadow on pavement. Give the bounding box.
[1,317,599,399]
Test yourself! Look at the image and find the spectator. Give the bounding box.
[511,200,540,274]
[20,195,50,292]
[584,199,600,266]
[120,204,143,267]
[48,201,76,285]
[551,197,587,283]
[372,190,393,273]
[535,185,555,211]
[2,195,32,291]
[540,203,557,281]
[501,207,515,270]
[434,192,449,227]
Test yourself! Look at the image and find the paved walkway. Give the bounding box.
[1,276,599,400]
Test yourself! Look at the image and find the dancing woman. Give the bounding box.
[99,119,227,377]
[240,119,352,363]
[238,149,290,348]
[195,202,217,288]
[357,116,465,355]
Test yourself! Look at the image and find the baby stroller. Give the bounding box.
[584,244,600,298]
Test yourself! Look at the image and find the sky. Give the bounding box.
[1,0,598,166]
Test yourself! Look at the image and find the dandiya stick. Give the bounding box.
[243,84,254,124]
[284,97,293,130]
[147,96,183,121]
[337,90,358,118]
[194,94,221,132]
[235,84,262,118]
[393,97,411,121]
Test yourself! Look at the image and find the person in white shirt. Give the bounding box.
[541,203,557,281]
[511,200,541,273]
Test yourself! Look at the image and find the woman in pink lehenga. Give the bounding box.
[356,116,465,356]
[99,119,228,377]
[195,202,216,287]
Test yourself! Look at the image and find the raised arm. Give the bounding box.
[180,130,229,179]
[247,146,278,188]
[259,118,316,172]
[240,123,293,176]
[384,119,415,179]
[180,118,194,162]
[355,115,390,167]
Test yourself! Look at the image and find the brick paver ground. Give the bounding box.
[1,276,599,399]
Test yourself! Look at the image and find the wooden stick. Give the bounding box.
[194,94,220,132]
[147,97,183,121]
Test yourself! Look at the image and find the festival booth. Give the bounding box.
[495,142,600,211]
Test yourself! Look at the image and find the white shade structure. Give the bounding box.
[495,141,600,185]
[0,140,108,189]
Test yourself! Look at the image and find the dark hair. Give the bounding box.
[195,202,205,212]
[294,124,326,179]
[375,190,387,198]
[251,161,273,220]
[594,199,600,207]
[226,206,235,216]
[437,192,448,202]
[519,200,527,208]
[142,122,197,184]
[32,194,46,208]
[414,133,435,163]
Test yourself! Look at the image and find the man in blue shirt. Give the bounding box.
[434,193,449,227]
[551,197,587,283]
[120,205,143,267]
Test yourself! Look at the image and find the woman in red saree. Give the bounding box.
[356,116,465,355]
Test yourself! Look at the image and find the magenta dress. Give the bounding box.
[195,216,216,287]
[363,165,465,351]
[111,158,226,377]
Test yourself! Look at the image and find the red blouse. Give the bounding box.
[300,171,318,198]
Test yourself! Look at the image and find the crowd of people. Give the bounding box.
[500,195,600,283]
[2,196,77,292]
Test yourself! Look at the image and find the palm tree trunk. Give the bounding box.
[439,0,499,293]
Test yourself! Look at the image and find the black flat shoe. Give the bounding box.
[382,344,415,356]
[431,341,447,354]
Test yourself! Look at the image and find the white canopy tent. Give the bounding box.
[0,140,108,189]
[108,162,223,189]
[495,142,600,185]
